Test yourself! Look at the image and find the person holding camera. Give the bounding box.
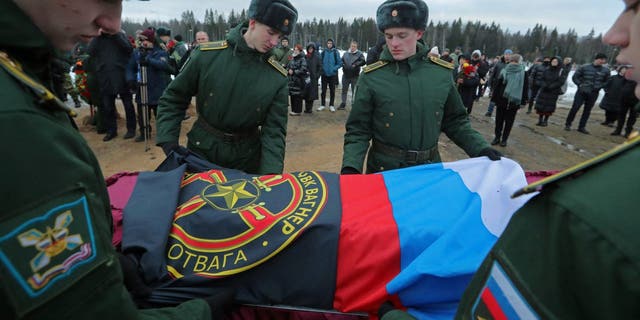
[126,29,173,142]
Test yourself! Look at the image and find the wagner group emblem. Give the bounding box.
[166,170,328,278]
[0,196,97,297]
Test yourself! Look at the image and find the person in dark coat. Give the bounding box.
[304,42,322,113]
[564,53,611,134]
[88,31,136,141]
[287,44,309,115]
[600,66,628,126]
[366,36,386,65]
[126,29,173,142]
[456,55,480,114]
[491,53,528,147]
[527,57,548,114]
[485,50,512,117]
[534,56,567,126]
[471,50,490,100]
[611,75,639,137]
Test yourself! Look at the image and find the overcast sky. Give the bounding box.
[123,0,622,37]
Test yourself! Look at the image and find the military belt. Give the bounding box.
[372,140,437,164]
[195,118,260,142]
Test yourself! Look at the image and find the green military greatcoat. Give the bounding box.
[456,136,640,319]
[157,22,289,174]
[0,2,209,319]
[342,43,489,173]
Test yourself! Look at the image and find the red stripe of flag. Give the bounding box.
[334,174,401,314]
[481,287,508,320]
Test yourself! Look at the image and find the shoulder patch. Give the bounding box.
[512,132,640,198]
[268,56,287,77]
[0,51,76,117]
[200,40,228,51]
[363,60,389,73]
[0,193,104,315]
[429,56,455,70]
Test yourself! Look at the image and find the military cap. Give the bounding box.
[248,0,298,35]
[376,0,429,32]
[156,27,171,37]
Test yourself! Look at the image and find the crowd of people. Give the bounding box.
[2,0,639,319]
[58,24,208,143]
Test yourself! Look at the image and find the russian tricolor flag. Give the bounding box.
[336,157,533,319]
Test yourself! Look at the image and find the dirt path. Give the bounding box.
[79,90,629,178]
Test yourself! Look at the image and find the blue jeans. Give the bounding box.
[486,101,496,114]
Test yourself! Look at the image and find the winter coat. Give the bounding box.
[366,37,386,65]
[600,75,626,112]
[341,50,366,78]
[621,79,639,108]
[272,45,292,67]
[471,58,490,79]
[287,53,309,96]
[528,63,546,89]
[304,46,322,101]
[492,64,529,109]
[342,43,490,173]
[534,65,567,114]
[126,46,172,105]
[157,21,289,174]
[572,63,611,93]
[87,32,132,95]
[321,47,342,77]
[488,59,507,96]
[457,71,480,109]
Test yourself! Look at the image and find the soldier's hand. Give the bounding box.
[478,147,502,161]
[161,141,180,156]
[203,288,236,319]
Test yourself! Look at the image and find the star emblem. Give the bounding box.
[284,19,289,26]
[204,181,257,210]
[391,9,398,17]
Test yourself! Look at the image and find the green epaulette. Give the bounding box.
[267,56,287,77]
[428,56,455,70]
[0,51,76,117]
[363,60,389,73]
[200,40,228,51]
[512,132,640,198]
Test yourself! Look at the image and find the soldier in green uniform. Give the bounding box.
[272,36,293,67]
[454,1,640,318]
[0,1,231,319]
[341,0,501,174]
[156,0,297,175]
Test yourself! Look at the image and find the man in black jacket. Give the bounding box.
[564,53,611,134]
[88,31,136,141]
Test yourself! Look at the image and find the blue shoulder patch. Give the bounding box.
[0,196,98,298]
